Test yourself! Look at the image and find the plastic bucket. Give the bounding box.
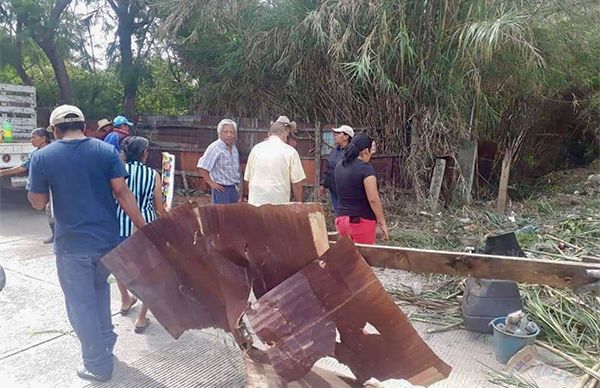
[490,316,539,364]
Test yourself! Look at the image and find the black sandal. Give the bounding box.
[134,318,151,334]
[119,296,138,316]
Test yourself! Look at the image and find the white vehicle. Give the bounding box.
[0,83,37,189]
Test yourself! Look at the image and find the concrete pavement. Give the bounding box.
[0,190,245,387]
[0,189,579,387]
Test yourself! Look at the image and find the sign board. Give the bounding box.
[161,152,175,209]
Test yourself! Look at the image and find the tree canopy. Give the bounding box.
[0,0,598,193]
[161,0,600,193]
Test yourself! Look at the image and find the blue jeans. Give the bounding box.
[330,189,340,215]
[211,185,239,204]
[56,251,116,377]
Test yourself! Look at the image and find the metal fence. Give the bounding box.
[135,115,410,191]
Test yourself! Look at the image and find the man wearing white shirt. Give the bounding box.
[243,117,306,205]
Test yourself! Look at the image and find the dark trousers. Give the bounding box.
[56,251,116,377]
[211,185,239,204]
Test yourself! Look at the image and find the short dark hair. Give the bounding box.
[31,128,52,144]
[342,133,372,167]
[122,136,149,163]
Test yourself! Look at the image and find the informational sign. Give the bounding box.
[161,152,175,209]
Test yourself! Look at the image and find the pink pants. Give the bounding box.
[335,216,377,244]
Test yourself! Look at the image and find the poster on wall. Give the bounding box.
[161,152,175,209]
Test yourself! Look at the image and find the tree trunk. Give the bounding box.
[39,40,73,104]
[14,22,33,86]
[13,58,33,86]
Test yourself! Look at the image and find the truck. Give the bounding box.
[0,83,36,189]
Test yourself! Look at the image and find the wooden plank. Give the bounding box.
[0,106,36,115]
[355,243,600,288]
[175,170,202,178]
[2,121,36,129]
[583,256,600,264]
[0,117,35,128]
[180,171,190,196]
[309,210,329,256]
[149,141,205,152]
[454,140,477,204]
[0,84,36,94]
[0,120,37,136]
[496,147,512,213]
[0,94,36,105]
[429,158,446,212]
[314,121,322,200]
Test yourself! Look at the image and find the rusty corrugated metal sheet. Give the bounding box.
[247,237,451,385]
[244,349,359,387]
[102,203,326,340]
[102,203,450,385]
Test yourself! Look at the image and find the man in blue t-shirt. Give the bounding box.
[27,105,146,383]
[103,115,132,151]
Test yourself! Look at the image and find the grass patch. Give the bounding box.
[486,369,540,388]
[522,286,600,368]
[389,228,456,250]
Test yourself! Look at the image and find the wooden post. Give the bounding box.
[496,148,513,213]
[314,121,322,201]
[454,140,478,204]
[429,158,446,212]
[180,170,190,197]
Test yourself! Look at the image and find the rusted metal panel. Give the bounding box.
[246,238,451,385]
[102,203,326,340]
[101,203,450,385]
[135,115,413,188]
[103,204,250,340]
[244,349,359,387]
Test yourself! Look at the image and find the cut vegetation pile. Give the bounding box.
[381,162,600,378]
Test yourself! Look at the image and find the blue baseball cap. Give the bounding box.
[112,115,133,127]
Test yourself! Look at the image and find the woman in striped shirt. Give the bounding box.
[117,136,167,333]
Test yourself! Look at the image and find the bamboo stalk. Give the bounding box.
[444,290,462,300]
[535,341,600,382]
[524,249,582,262]
[575,362,600,388]
[409,317,461,326]
[426,322,462,334]
[545,234,581,250]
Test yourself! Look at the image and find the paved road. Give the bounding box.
[0,189,244,387]
[0,189,577,387]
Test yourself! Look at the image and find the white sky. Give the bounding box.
[73,1,114,69]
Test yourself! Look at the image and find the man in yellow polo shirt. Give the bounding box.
[243,117,306,205]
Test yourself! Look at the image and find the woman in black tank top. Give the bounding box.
[334,133,389,244]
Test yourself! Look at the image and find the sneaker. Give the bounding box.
[43,235,54,244]
[76,367,111,382]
